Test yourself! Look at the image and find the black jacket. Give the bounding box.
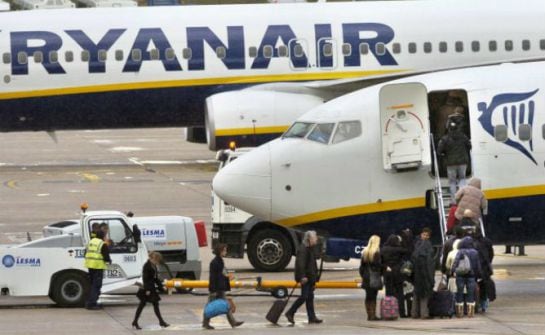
[411,239,435,298]
[294,246,318,283]
[438,130,472,166]
[209,256,230,293]
[359,251,382,290]
[100,244,112,264]
[381,245,409,283]
[137,260,163,303]
[474,237,494,279]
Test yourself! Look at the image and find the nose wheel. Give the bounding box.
[247,228,293,272]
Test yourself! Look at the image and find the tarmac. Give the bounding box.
[1,128,545,335]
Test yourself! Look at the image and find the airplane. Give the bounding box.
[1,0,545,150]
[212,60,545,249]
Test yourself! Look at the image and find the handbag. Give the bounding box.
[369,268,383,290]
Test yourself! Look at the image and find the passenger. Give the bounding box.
[132,251,169,330]
[446,203,458,234]
[399,228,414,257]
[203,243,244,329]
[84,230,111,310]
[411,228,435,319]
[381,234,410,318]
[455,178,488,223]
[441,226,466,275]
[359,235,382,321]
[451,236,482,318]
[90,222,100,238]
[473,229,494,313]
[438,122,472,203]
[435,92,466,139]
[99,222,113,246]
[285,231,323,325]
[458,209,479,232]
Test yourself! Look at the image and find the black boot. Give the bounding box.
[202,318,214,330]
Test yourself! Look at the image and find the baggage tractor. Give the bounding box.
[266,286,297,324]
[380,296,399,320]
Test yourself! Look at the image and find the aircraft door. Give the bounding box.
[379,83,431,172]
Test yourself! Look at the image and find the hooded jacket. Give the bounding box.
[452,237,482,278]
[455,178,488,221]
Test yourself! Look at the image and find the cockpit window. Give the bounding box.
[307,123,335,144]
[283,122,314,138]
[332,121,362,144]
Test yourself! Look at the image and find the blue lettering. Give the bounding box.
[314,24,333,68]
[65,29,125,73]
[10,31,65,75]
[187,26,245,71]
[123,28,182,73]
[251,25,308,69]
[342,23,397,67]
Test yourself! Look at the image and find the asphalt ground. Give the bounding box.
[1,129,545,335]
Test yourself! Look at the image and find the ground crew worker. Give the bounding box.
[84,229,111,310]
[90,222,100,238]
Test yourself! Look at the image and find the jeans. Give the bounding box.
[447,164,467,202]
[86,269,104,307]
[455,276,476,303]
[287,281,316,321]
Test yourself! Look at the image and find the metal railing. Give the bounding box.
[430,133,447,245]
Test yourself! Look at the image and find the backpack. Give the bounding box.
[454,252,471,276]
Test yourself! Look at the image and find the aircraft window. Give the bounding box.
[165,48,176,61]
[2,52,10,64]
[216,46,226,59]
[248,46,257,58]
[342,43,351,56]
[81,50,90,62]
[423,42,432,53]
[439,42,447,53]
[263,45,274,58]
[131,49,142,62]
[307,123,335,144]
[332,121,362,144]
[283,122,314,139]
[541,39,545,50]
[494,125,508,142]
[543,124,545,139]
[375,43,386,56]
[150,49,160,60]
[472,41,480,52]
[49,51,58,63]
[489,40,497,52]
[293,44,305,58]
[65,51,74,62]
[183,48,192,60]
[505,40,513,51]
[359,43,369,55]
[33,51,43,63]
[278,45,288,57]
[408,42,417,54]
[17,52,27,65]
[115,50,124,61]
[518,124,532,141]
[392,43,401,54]
[322,43,333,57]
[455,41,464,53]
[98,49,107,62]
[522,40,531,51]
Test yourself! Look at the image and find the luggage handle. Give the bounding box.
[285,284,298,304]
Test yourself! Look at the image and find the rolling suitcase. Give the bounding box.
[266,286,297,324]
[428,286,455,318]
[380,296,399,320]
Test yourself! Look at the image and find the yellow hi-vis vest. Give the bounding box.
[84,238,107,270]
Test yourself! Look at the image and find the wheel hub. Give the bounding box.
[62,280,82,301]
[256,238,284,265]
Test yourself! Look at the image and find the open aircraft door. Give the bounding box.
[379,83,431,172]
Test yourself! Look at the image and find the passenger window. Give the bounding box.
[2,52,10,64]
[49,51,58,63]
[283,122,314,139]
[376,43,386,56]
[455,41,464,53]
[541,39,545,50]
[471,41,480,52]
[439,42,447,53]
[423,42,432,53]
[359,43,369,55]
[131,49,141,62]
[33,51,43,63]
[165,48,175,61]
[333,121,362,144]
[248,46,257,58]
[81,50,90,62]
[342,43,351,56]
[150,49,160,60]
[278,45,288,57]
[307,123,335,144]
[216,46,226,59]
[392,43,401,54]
[505,40,513,51]
[183,48,192,60]
[489,40,497,52]
[408,42,417,54]
[65,51,74,62]
[18,52,27,65]
[494,125,508,142]
[98,49,107,62]
[518,124,532,141]
[115,50,124,61]
[322,43,333,57]
[263,45,273,58]
[522,40,531,51]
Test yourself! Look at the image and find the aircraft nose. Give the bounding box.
[212,145,272,220]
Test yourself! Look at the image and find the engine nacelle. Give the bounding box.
[205,90,324,150]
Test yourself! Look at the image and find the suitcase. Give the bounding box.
[380,296,399,320]
[266,286,297,324]
[428,290,455,318]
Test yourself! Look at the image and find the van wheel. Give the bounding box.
[51,272,89,307]
[248,229,292,272]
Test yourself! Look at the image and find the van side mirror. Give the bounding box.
[425,189,437,210]
[132,224,142,244]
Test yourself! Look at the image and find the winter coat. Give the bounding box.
[445,239,461,274]
[474,236,494,279]
[442,237,459,274]
[411,239,435,298]
[451,237,482,279]
[294,245,318,283]
[136,260,164,303]
[381,245,409,284]
[359,251,383,290]
[438,129,471,166]
[209,256,231,293]
[455,178,488,221]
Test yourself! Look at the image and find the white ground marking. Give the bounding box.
[109,146,144,153]
[36,193,50,197]
[92,139,113,144]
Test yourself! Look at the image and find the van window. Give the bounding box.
[283,122,314,139]
[88,219,135,254]
[2,52,10,64]
[494,125,508,142]
[333,121,362,144]
[307,123,335,144]
[518,124,532,141]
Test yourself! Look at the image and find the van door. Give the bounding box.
[379,83,431,172]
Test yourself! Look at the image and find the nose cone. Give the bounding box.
[212,145,272,220]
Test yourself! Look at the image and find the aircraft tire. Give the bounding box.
[247,228,292,272]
